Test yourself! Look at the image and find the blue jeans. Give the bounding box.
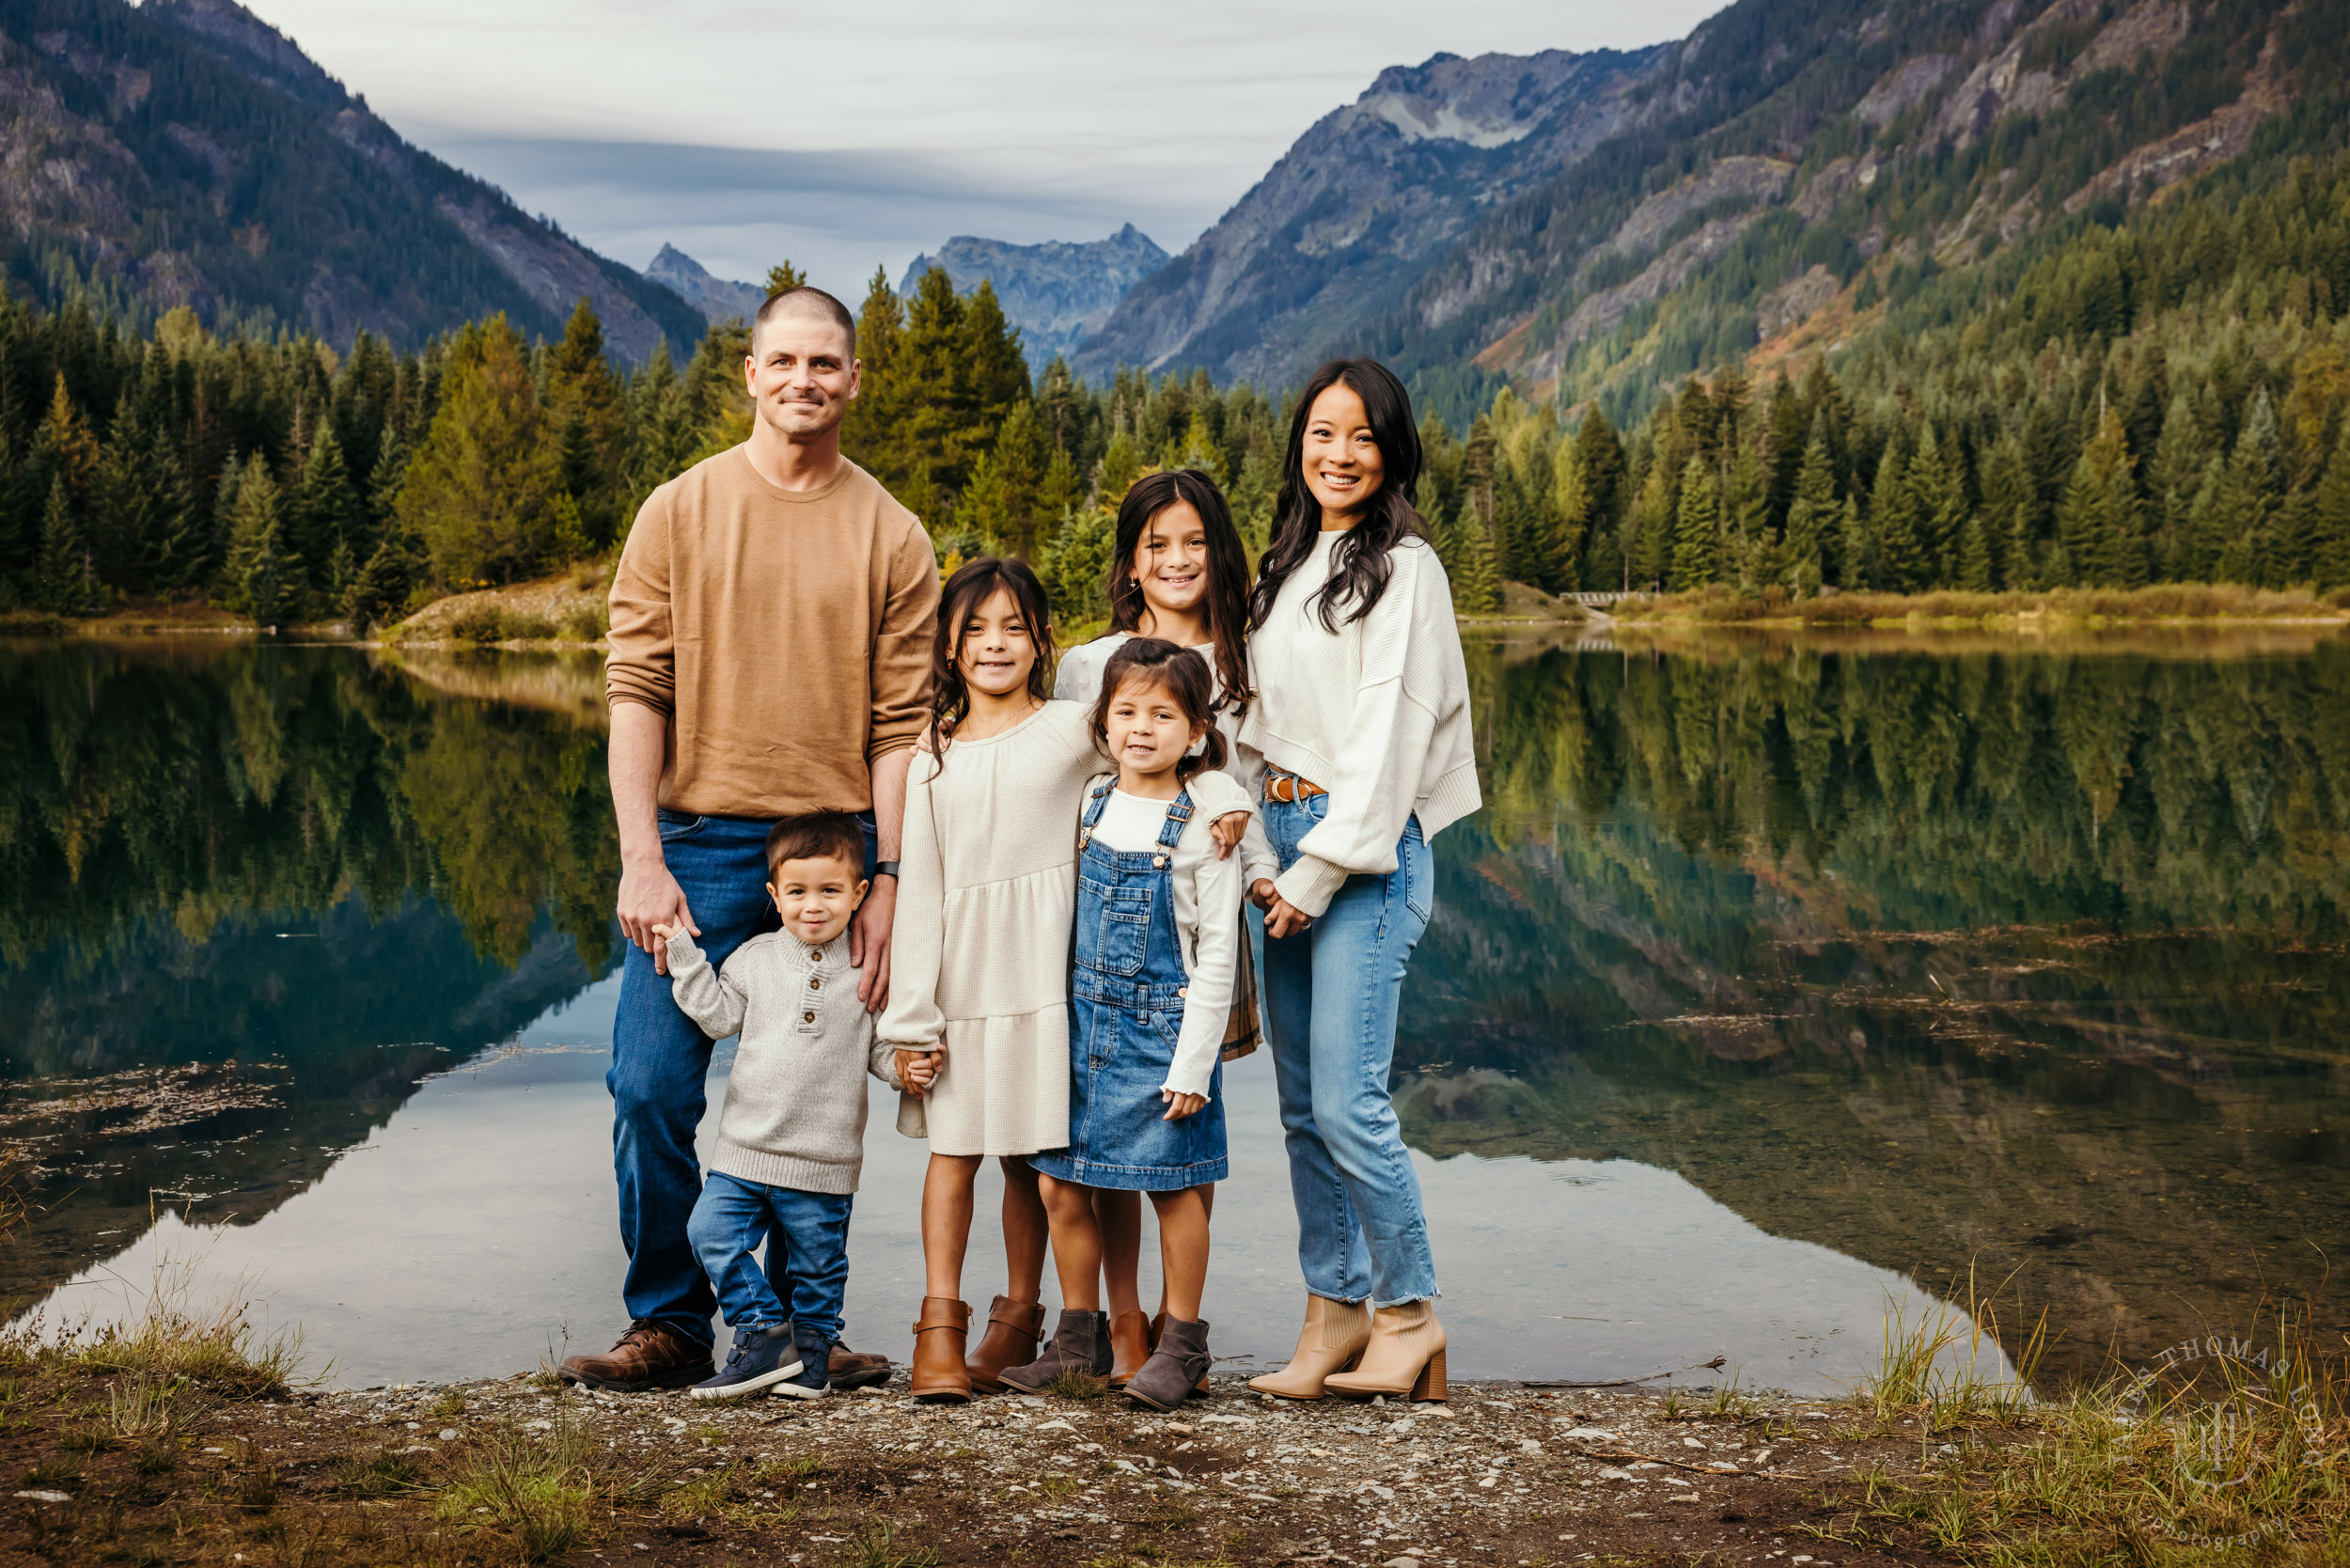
[1261,794,1437,1306]
[687,1172,854,1341]
[607,808,874,1348]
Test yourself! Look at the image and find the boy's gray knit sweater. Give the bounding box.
[665,928,901,1194]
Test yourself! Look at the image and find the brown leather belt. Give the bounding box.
[1265,771,1326,803]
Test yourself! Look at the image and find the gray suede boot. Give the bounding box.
[998,1309,1113,1393]
[1124,1316,1211,1411]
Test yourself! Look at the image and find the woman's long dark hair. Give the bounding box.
[1106,469,1255,719]
[927,556,1056,760]
[1247,357,1425,634]
[1088,637,1228,781]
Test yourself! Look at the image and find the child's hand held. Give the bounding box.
[1209,810,1250,859]
[1160,1089,1207,1121]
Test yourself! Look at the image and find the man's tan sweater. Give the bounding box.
[606,447,938,818]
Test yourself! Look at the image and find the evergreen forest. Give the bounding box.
[4,133,2350,625]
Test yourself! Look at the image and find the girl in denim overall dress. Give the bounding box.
[1008,639,1255,1410]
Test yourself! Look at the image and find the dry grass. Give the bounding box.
[432,1403,674,1562]
[1611,581,2350,624]
[1826,1296,2347,1564]
[19,1255,306,1401]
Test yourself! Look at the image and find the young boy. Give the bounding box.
[654,811,903,1400]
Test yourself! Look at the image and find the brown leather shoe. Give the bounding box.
[966,1295,1045,1393]
[829,1342,891,1390]
[558,1322,713,1392]
[909,1296,972,1403]
[1105,1309,1152,1389]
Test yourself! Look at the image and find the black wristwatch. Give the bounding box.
[872,861,901,880]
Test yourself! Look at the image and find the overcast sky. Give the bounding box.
[244,0,1730,293]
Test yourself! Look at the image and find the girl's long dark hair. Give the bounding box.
[1106,469,1254,719]
[1088,637,1228,781]
[1247,357,1425,634]
[927,556,1056,760]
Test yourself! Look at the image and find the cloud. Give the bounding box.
[255,0,1735,283]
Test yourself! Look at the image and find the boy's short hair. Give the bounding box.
[764,812,868,881]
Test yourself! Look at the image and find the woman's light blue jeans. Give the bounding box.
[1261,793,1438,1306]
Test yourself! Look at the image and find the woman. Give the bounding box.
[1235,358,1480,1403]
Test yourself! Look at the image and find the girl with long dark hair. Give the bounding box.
[879,557,1093,1403]
[1236,359,1480,1403]
[1053,468,1275,1389]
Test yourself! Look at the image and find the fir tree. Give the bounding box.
[292,424,362,584]
[1837,496,1868,590]
[223,457,299,625]
[1906,424,1966,581]
[1976,436,2033,588]
[764,261,807,294]
[1954,516,1994,591]
[1870,444,1927,591]
[2312,429,2350,588]
[346,529,422,629]
[1669,457,1720,590]
[1451,514,1501,614]
[35,478,92,616]
[1781,432,1835,596]
[397,317,558,586]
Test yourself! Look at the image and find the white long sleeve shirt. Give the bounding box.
[1233,532,1481,917]
[1078,768,1253,1100]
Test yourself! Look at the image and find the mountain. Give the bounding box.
[0,0,704,358]
[1070,48,1666,388]
[905,225,1169,367]
[645,243,764,324]
[1078,0,2342,417]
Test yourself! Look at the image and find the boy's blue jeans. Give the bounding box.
[687,1173,854,1341]
[607,808,873,1349]
[1260,792,1439,1307]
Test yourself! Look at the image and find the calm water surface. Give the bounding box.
[4,633,2343,1394]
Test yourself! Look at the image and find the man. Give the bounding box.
[561,286,938,1392]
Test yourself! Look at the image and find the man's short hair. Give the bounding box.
[765,811,868,881]
[752,285,856,358]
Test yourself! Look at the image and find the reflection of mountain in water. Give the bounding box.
[0,640,620,1301]
[1398,639,2350,1386]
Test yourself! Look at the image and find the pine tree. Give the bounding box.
[764,261,807,294]
[1870,443,1927,591]
[35,478,92,615]
[397,317,558,585]
[1669,457,1720,589]
[223,456,299,625]
[1977,436,2033,588]
[1545,436,1588,594]
[1782,431,1835,596]
[1954,516,1994,591]
[292,424,362,585]
[1093,428,1143,508]
[1907,423,1966,581]
[1837,496,1868,590]
[2312,429,2350,588]
[1451,514,1501,613]
[91,393,187,594]
[346,528,422,629]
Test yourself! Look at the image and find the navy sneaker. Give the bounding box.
[772,1322,833,1401]
[689,1325,803,1401]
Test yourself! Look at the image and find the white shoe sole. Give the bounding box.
[768,1380,830,1401]
[689,1358,804,1400]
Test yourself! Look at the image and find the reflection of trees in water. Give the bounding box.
[0,641,623,1299]
[0,640,619,982]
[1408,640,2350,1386]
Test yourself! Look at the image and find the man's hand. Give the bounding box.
[619,857,696,976]
[1248,878,1277,911]
[853,874,898,1013]
[895,1047,940,1097]
[1161,1090,1207,1121]
[1263,892,1313,940]
[1209,810,1251,860]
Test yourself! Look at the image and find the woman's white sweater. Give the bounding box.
[1234,531,1481,917]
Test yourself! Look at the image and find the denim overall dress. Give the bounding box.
[1028,782,1230,1192]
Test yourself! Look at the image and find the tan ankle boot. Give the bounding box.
[1105,1310,1152,1389]
[909,1297,972,1403]
[1246,1294,1371,1400]
[1324,1299,1447,1402]
[965,1295,1045,1393]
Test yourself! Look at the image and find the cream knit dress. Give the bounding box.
[879,699,1098,1155]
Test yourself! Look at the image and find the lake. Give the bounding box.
[5,629,2343,1397]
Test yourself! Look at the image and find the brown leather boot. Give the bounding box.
[1152,1310,1213,1395]
[1324,1299,1447,1403]
[557,1321,713,1392]
[909,1297,972,1403]
[829,1342,892,1390]
[1246,1294,1371,1400]
[1104,1309,1152,1389]
[965,1295,1046,1393]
